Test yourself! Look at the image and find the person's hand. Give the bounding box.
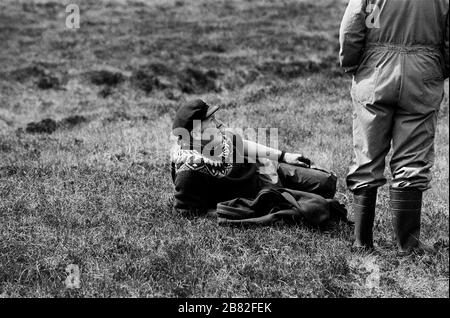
[283,153,312,168]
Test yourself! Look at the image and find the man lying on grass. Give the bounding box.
[170,99,338,220]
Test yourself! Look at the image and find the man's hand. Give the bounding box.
[283,153,312,168]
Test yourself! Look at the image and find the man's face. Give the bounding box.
[192,115,224,156]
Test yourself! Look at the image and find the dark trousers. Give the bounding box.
[259,163,337,199]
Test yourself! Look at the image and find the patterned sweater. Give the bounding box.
[171,133,260,215]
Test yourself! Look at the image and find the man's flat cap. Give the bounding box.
[172,99,220,135]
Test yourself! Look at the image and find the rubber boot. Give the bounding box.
[390,187,422,255]
[352,187,377,251]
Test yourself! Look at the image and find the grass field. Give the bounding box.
[0,0,448,298]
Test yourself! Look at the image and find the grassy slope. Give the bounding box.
[0,0,448,297]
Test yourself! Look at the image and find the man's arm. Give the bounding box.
[224,130,283,163]
[243,139,310,167]
[339,0,368,74]
[225,129,311,166]
[243,139,281,162]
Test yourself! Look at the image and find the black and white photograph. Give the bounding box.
[0,0,448,301]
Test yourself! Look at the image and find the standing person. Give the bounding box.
[339,0,449,254]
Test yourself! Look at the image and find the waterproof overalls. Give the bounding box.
[339,0,449,252]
